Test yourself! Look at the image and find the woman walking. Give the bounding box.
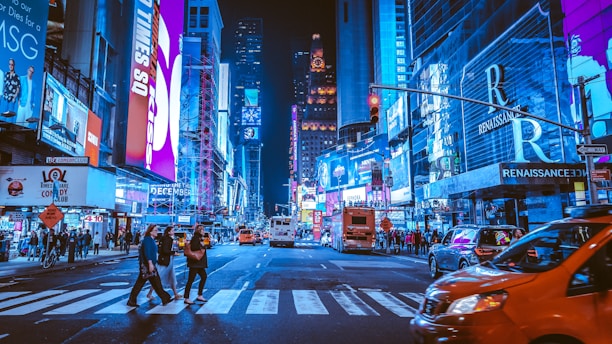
[27,230,38,261]
[147,225,182,301]
[184,224,208,305]
[126,224,172,307]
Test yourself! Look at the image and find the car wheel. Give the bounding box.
[429,256,441,279]
[458,260,469,270]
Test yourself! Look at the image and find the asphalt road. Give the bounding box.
[0,240,431,344]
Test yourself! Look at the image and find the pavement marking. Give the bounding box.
[329,260,410,269]
[0,290,98,316]
[246,289,279,314]
[196,289,243,314]
[364,291,416,318]
[45,288,131,315]
[330,291,379,316]
[320,264,327,269]
[400,292,425,305]
[0,290,64,310]
[293,290,328,315]
[256,263,261,269]
[99,282,130,287]
[0,291,29,300]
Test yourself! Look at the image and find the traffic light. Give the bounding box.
[368,94,380,124]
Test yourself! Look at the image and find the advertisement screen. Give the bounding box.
[125,0,183,182]
[245,88,258,106]
[387,94,407,140]
[243,127,259,140]
[0,0,49,129]
[41,74,89,156]
[241,106,261,126]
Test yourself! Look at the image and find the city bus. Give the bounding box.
[330,206,376,253]
[269,215,297,247]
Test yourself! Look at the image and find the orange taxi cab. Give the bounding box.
[410,204,612,344]
[238,228,256,246]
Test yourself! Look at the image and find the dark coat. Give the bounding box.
[157,235,174,266]
[187,232,208,269]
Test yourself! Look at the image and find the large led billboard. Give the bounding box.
[41,74,101,165]
[125,0,183,182]
[387,94,407,141]
[241,106,261,126]
[0,0,48,129]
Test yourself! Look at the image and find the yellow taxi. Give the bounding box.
[174,230,192,251]
[238,228,256,246]
[410,204,612,344]
[202,231,214,249]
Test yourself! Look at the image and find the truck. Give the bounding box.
[269,216,297,247]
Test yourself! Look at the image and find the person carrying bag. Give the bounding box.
[183,224,208,305]
[126,224,172,308]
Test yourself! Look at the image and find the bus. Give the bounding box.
[331,206,376,253]
[269,216,297,247]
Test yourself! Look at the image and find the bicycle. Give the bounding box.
[41,247,60,269]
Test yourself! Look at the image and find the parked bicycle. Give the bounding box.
[41,247,60,269]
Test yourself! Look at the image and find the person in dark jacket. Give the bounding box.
[147,225,181,301]
[184,224,208,305]
[126,224,172,308]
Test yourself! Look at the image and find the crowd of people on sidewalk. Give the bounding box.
[376,227,442,256]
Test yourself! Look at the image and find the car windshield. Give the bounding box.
[489,222,607,273]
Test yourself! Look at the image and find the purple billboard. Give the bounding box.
[125,0,183,182]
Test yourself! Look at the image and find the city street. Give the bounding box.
[0,240,430,344]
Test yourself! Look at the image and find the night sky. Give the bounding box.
[218,0,336,214]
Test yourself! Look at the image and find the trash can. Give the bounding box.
[0,239,10,262]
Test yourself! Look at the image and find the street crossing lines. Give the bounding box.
[0,290,98,316]
[0,288,425,317]
[293,290,328,315]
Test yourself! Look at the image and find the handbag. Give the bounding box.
[140,261,158,280]
[184,241,204,260]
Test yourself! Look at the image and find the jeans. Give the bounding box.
[83,245,90,258]
[184,267,207,298]
[127,268,171,305]
[28,244,37,259]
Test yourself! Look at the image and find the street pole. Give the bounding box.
[578,75,600,204]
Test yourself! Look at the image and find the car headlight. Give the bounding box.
[447,291,507,314]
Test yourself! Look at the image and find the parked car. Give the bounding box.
[254,230,263,244]
[428,224,519,279]
[411,204,612,344]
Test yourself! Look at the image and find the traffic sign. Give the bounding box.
[380,217,392,232]
[38,203,64,229]
[591,169,611,182]
[576,144,608,156]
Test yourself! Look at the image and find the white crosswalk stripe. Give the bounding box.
[0,288,424,317]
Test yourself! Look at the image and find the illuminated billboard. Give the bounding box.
[387,94,407,140]
[245,88,258,106]
[243,127,259,140]
[125,0,183,181]
[241,106,261,126]
[0,0,48,129]
[41,74,103,164]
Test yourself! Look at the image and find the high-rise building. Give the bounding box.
[299,34,338,185]
[230,18,264,223]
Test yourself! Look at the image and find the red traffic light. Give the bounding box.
[368,94,380,124]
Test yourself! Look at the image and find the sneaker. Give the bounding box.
[196,296,208,302]
[126,300,138,307]
[184,298,194,305]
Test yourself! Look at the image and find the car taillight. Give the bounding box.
[475,247,494,256]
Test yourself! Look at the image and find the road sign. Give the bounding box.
[576,144,608,156]
[380,217,392,232]
[38,203,64,229]
[591,169,611,182]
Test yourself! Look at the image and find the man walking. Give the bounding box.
[93,231,102,255]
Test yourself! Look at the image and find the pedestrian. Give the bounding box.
[83,229,92,259]
[393,230,401,255]
[105,231,114,250]
[124,230,133,254]
[27,230,38,261]
[400,231,406,251]
[184,224,209,305]
[147,225,182,301]
[126,224,172,308]
[406,230,413,253]
[59,229,68,256]
[93,231,102,255]
[511,228,525,245]
[413,228,422,256]
[423,229,432,254]
[76,229,84,259]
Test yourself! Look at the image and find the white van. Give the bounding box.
[269,216,296,247]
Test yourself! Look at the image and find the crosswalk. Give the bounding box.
[0,289,424,317]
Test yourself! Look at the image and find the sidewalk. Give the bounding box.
[372,244,430,262]
[0,246,138,279]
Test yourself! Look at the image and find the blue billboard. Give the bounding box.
[0,0,49,129]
